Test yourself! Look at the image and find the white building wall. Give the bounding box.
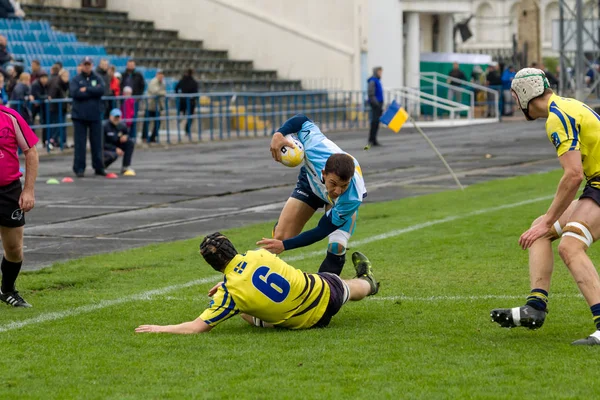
[107,0,360,90]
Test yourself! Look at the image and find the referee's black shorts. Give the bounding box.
[0,180,25,228]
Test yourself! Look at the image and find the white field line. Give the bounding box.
[368,293,583,302]
[284,194,554,262]
[0,276,221,333]
[0,194,554,333]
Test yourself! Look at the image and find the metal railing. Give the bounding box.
[420,72,501,120]
[5,86,503,153]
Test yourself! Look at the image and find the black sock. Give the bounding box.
[318,252,345,276]
[1,257,22,293]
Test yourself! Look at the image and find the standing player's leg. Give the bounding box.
[554,197,600,344]
[318,210,357,276]
[490,201,577,329]
[273,167,323,240]
[0,226,31,307]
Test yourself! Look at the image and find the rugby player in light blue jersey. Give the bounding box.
[257,114,367,276]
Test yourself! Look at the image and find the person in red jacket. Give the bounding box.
[120,86,135,135]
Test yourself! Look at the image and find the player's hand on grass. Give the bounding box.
[270,132,295,162]
[519,219,551,250]
[256,238,284,254]
[135,325,163,333]
[208,282,223,297]
[19,188,35,212]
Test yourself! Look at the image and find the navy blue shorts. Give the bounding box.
[290,166,327,210]
[580,182,600,207]
[0,180,25,228]
[313,272,350,328]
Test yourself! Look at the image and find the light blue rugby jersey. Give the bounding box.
[295,120,367,227]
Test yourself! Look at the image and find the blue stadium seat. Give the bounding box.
[36,31,53,43]
[63,58,77,67]
[59,44,77,55]
[27,21,44,31]
[6,19,23,30]
[22,32,36,42]
[0,19,7,30]
[7,30,24,42]
[9,43,26,55]
[43,44,60,56]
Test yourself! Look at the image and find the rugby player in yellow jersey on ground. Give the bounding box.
[135,232,379,334]
[490,67,600,345]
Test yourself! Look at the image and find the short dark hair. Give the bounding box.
[32,59,40,65]
[324,153,355,182]
[543,88,554,96]
[200,232,238,272]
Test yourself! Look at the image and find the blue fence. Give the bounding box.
[6,91,376,152]
[6,88,511,153]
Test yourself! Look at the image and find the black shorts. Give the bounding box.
[290,166,327,211]
[313,272,350,328]
[580,183,600,206]
[0,180,25,228]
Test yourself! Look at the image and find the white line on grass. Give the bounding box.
[0,194,554,333]
[0,276,221,333]
[369,293,583,302]
[284,195,554,262]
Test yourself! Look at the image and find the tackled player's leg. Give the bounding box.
[318,210,358,276]
[490,201,578,329]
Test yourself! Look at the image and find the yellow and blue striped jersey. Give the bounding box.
[546,94,600,188]
[199,249,330,329]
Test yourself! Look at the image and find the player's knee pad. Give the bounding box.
[328,230,349,256]
[563,221,594,248]
[547,221,563,241]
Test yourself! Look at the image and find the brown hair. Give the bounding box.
[324,153,355,182]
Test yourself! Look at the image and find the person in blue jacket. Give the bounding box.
[70,56,106,178]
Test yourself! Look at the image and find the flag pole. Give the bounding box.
[409,117,464,191]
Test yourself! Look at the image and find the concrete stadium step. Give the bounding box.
[23,4,129,21]
[20,3,297,91]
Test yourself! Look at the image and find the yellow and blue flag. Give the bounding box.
[380,100,409,133]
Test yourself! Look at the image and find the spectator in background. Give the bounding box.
[70,56,105,178]
[29,60,42,84]
[501,65,516,116]
[120,60,145,96]
[367,66,383,148]
[10,72,32,124]
[175,68,198,138]
[49,64,60,78]
[6,64,22,98]
[0,73,8,105]
[30,70,49,140]
[96,59,111,119]
[0,0,16,18]
[120,86,135,136]
[447,62,466,104]
[142,69,166,143]
[47,68,69,148]
[540,63,559,91]
[0,35,13,68]
[8,0,25,18]
[111,70,122,96]
[485,62,502,118]
[103,108,136,176]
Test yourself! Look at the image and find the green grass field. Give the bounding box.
[2,170,600,399]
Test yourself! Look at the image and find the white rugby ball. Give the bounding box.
[280,134,304,168]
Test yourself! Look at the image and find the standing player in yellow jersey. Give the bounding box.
[490,68,600,345]
[135,232,379,334]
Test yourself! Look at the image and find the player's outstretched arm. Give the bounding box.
[20,145,38,212]
[135,317,213,334]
